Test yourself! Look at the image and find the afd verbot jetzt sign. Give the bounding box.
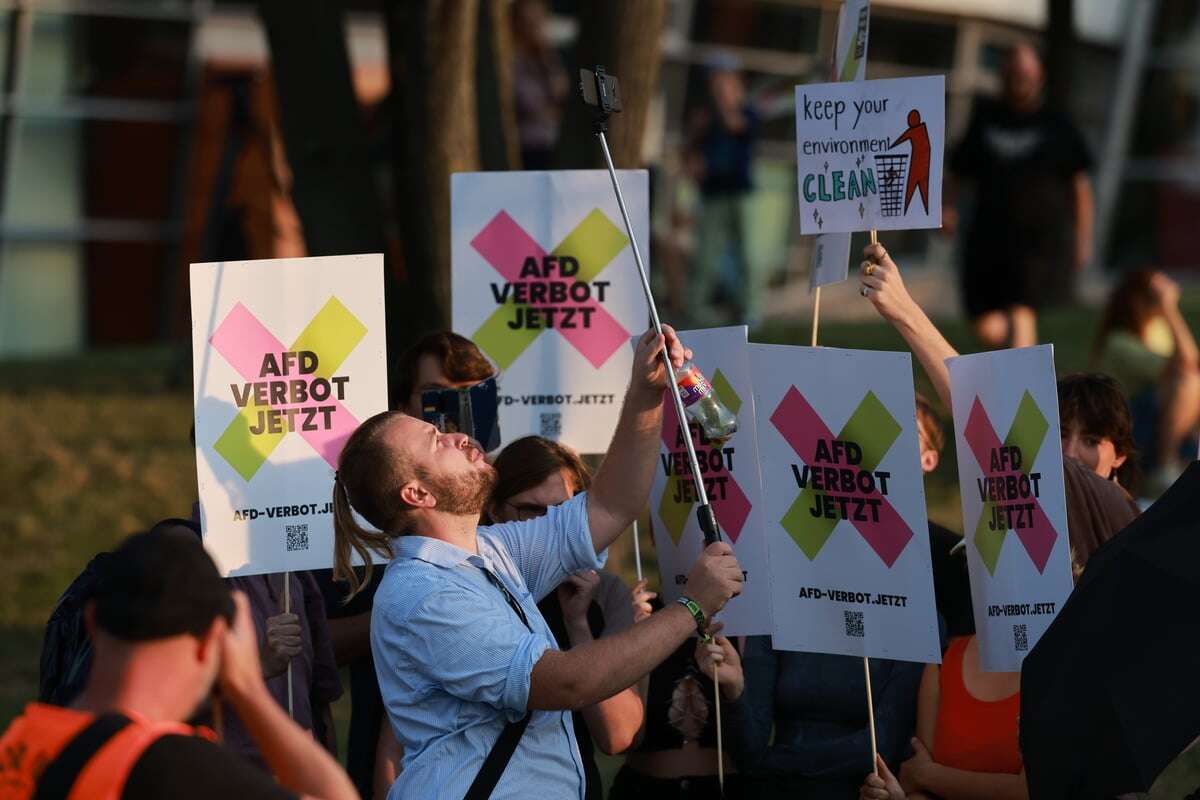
[796,75,944,235]
[648,326,772,636]
[751,344,940,663]
[451,171,650,453]
[948,345,1073,671]
[190,254,389,577]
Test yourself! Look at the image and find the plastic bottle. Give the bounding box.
[673,361,738,446]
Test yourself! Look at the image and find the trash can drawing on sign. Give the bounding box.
[873,153,908,218]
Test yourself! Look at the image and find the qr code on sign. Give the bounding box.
[1013,624,1028,652]
[286,524,309,552]
[844,610,864,638]
[540,412,562,438]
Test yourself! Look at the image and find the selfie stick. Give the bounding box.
[584,65,722,547]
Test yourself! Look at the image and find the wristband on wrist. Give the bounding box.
[676,596,712,643]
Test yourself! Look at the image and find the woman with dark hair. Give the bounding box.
[487,436,644,800]
[391,330,496,415]
[609,588,742,800]
[1057,373,1139,491]
[1093,268,1200,489]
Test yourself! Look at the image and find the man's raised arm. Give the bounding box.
[587,326,691,554]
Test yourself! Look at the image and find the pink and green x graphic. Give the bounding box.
[208,297,367,481]
[470,208,631,370]
[657,370,752,545]
[770,387,913,567]
[963,392,1058,575]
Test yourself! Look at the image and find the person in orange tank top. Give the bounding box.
[858,634,1027,800]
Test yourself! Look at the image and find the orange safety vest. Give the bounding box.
[0,703,216,800]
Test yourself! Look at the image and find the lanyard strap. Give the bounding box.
[478,567,531,631]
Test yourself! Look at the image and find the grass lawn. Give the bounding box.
[2,296,1197,751]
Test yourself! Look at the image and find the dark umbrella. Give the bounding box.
[1021,462,1200,799]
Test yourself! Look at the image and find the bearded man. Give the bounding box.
[329,326,744,800]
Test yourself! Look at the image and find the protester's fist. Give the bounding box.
[631,579,656,624]
[632,325,692,396]
[684,541,743,618]
[858,242,914,324]
[694,622,744,700]
[262,611,302,679]
[860,754,905,800]
[218,591,266,698]
[1150,272,1181,310]
[558,570,601,630]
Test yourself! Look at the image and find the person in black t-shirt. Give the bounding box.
[1,531,357,800]
[947,43,1094,350]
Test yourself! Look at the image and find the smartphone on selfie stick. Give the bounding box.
[579,66,722,547]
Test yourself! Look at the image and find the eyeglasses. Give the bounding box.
[503,501,549,522]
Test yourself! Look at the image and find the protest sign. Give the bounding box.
[810,0,872,289]
[451,170,650,453]
[648,327,771,636]
[810,228,855,291]
[751,344,940,663]
[948,345,1073,671]
[190,254,388,577]
[796,75,944,235]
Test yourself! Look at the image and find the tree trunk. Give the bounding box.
[257,0,387,256]
[387,0,481,351]
[1045,0,1075,109]
[553,0,668,169]
[477,0,520,171]
[257,0,398,351]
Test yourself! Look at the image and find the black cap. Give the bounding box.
[92,528,235,641]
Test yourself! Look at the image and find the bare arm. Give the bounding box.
[373,722,403,799]
[577,687,643,754]
[589,326,691,553]
[559,576,645,753]
[1073,173,1094,272]
[529,542,741,711]
[1151,273,1200,372]
[220,593,357,800]
[915,662,940,749]
[1164,305,1200,372]
[530,604,695,711]
[859,243,960,408]
[919,763,1028,800]
[567,623,645,755]
[627,579,657,750]
[901,718,1026,800]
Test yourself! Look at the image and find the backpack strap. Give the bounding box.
[32,713,131,800]
[33,711,203,800]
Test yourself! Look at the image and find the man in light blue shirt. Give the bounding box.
[331,327,745,799]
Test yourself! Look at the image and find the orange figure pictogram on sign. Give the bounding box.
[890,109,931,215]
